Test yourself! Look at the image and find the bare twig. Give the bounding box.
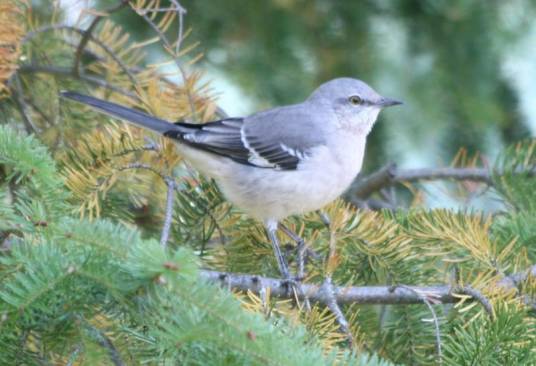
[173,1,187,54]
[18,65,139,100]
[354,163,536,200]
[62,42,228,120]
[22,24,71,44]
[202,270,451,304]
[397,285,442,364]
[201,265,536,305]
[119,162,163,177]
[353,163,493,199]
[23,24,138,86]
[497,264,536,288]
[320,277,353,345]
[22,96,55,128]
[455,286,494,318]
[132,1,198,120]
[316,213,354,341]
[349,196,397,211]
[112,143,159,157]
[73,1,129,78]
[203,206,226,249]
[88,328,125,366]
[160,178,175,248]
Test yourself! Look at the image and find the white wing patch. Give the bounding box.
[280,143,308,160]
[240,126,275,168]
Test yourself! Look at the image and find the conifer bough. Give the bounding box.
[202,265,535,307]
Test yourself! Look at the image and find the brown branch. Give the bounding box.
[73,1,129,78]
[25,21,230,120]
[353,163,492,199]
[354,163,536,200]
[17,65,139,100]
[23,24,138,87]
[201,264,536,306]
[63,43,230,119]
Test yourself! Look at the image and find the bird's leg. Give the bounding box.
[278,223,312,311]
[279,223,320,271]
[279,223,306,279]
[265,220,290,280]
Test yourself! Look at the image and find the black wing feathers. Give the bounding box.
[246,135,300,170]
[167,118,302,170]
[165,118,253,166]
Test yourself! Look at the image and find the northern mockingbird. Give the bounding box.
[61,78,401,279]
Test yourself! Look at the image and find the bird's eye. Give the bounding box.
[348,95,363,105]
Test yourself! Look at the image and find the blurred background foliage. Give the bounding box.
[92,0,536,176]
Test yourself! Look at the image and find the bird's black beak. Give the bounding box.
[377,97,403,108]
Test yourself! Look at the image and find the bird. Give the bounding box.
[61,78,401,279]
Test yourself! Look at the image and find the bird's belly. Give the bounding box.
[218,145,362,221]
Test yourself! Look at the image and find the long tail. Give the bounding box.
[60,91,190,135]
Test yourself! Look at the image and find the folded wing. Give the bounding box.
[169,104,327,170]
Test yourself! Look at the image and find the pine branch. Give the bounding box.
[17,65,138,100]
[201,264,536,305]
[353,163,491,199]
[22,24,138,87]
[354,163,536,199]
[73,1,129,78]
[62,43,230,119]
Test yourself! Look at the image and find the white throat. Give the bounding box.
[355,107,381,135]
[335,106,381,135]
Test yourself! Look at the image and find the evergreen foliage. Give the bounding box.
[0,125,391,365]
[1,2,535,365]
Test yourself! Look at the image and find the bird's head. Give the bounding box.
[308,78,402,135]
